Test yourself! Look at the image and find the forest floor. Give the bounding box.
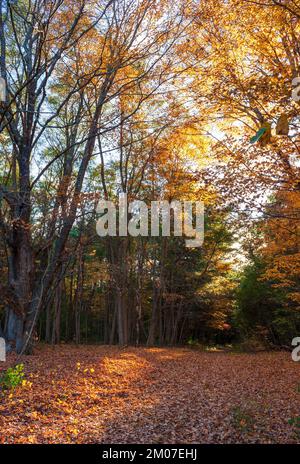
[0,345,299,444]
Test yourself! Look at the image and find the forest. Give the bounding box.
[0,0,299,446]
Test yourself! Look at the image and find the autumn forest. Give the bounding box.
[0,0,299,447]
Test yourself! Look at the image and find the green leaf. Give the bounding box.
[250,127,267,144]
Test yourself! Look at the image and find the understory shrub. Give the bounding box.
[0,364,25,390]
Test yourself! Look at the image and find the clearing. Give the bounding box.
[0,346,299,444]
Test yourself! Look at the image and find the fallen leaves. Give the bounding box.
[0,346,299,444]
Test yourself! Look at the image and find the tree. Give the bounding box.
[0,0,189,352]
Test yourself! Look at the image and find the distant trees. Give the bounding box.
[236,255,300,347]
[235,186,300,346]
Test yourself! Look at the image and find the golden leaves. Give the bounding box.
[262,189,300,308]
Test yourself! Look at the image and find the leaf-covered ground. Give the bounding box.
[0,346,299,444]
